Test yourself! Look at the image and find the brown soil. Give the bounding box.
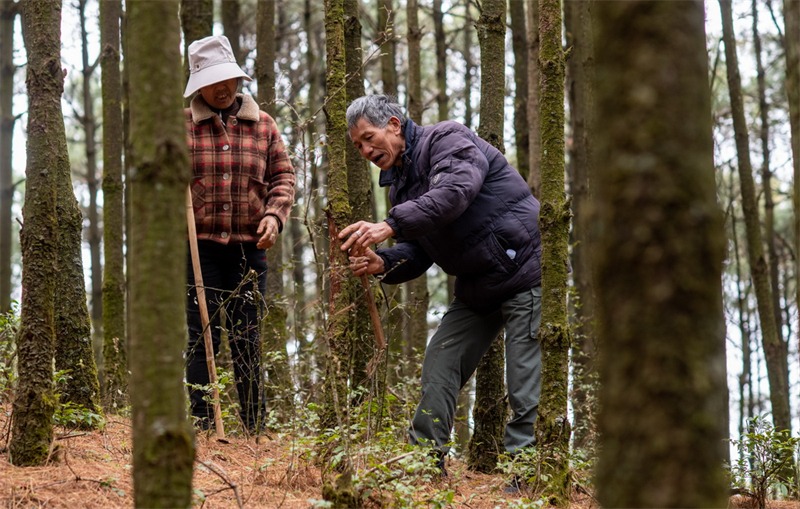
[0,409,599,509]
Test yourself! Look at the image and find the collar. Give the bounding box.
[190,93,260,124]
[379,119,419,187]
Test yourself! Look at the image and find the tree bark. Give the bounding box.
[509,0,529,181]
[526,0,541,197]
[9,0,61,466]
[564,0,596,451]
[535,0,571,504]
[54,0,102,421]
[128,1,195,505]
[179,0,213,94]
[786,0,800,391]
[0,0,18,314]
[221,0,242,64]
[100,0,127,411]
[719,0,791,435]
[468,0,506,473]
[593,3,728,506]
[377,0,397,96]
[433,0,448,123]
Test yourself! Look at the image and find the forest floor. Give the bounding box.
[0,407,799,509]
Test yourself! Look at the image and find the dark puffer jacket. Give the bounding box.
[376,119,542,312]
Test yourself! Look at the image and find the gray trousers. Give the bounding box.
[408,286,542,455]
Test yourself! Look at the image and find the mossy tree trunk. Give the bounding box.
[0,0,18,315]
[54,0,101,420]
[257,0,293,416]
[9,0,62,466]
[535,0,571,505]
[564,0,596,451]
[467,0,506,474]
[593,3,728,506]
[719,0,791,436]
[322,0,360,505]
[526,0,541,197]
[344,0,375,395]
[127,1,195,506]
[100,0,127,412]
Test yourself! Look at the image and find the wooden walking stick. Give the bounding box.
[186,187,225,438]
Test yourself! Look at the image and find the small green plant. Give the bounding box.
[0,303,19,401]
[53,370,105,429]
[729,415,800,507]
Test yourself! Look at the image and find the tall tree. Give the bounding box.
[222,0,242,63]
[509,0,529,180]
[433,0,448,123]
[535,0,571,503]
[54,0,102,419]
[564,0,596,450]
[377,0,397,96]
[593,2,728,506]
[100,0,127,410]
[322,0,359,505]
[9,0,62,466]
[752,0,783,345]
[403,0,429,384]
[467,0,506,474]
[257,0,292,414]
[0,0,18,314]
[180,0,213,90]
[787,0,800,361]
[76,0,104,376]
[127,0,195,505]
[719,0,791,436]
[526,0,541,197]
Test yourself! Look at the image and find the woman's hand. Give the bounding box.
[256,215,280,249]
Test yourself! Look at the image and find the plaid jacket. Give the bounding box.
[186,93,295,244]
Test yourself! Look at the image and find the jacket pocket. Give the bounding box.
[190,176,209,223]
[248,177,269,221]
[488,232,519,274]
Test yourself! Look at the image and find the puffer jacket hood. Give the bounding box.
[376,119,541,312]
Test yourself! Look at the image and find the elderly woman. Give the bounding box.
[339,95,542,488]
[183,35,295,432]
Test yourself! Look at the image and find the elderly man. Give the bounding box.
[339,95,542,478]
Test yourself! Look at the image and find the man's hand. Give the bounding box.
[339,220,394,255]
[348,248,385,276]
[256,215,280,249]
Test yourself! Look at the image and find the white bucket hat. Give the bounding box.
[183,35,251,98]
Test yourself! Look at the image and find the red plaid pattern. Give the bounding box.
[186,94,295,244]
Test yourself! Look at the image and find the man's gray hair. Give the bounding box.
[346,95,407,130]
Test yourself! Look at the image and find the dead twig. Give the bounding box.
[197,459,244,509]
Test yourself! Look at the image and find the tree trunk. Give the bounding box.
[257,0,292,416]
[786,0,800,391]
[526,0,541,197]
[127,1,195,505]
[54,0,102,421]
[377,0,397,96]
[535,0,571,504]
[403,0,428,381]
[593,3,728,506]
[221,0,242,63]
[509,0,529,181]
[322,0,360,504]
[564,0,596,451]
[0,0,18,314]
[753,0,783,350]
[100,0,127,411]
[468,0,506,473]
[9,0,61,466]
[179,0,213,91]
[463,1,474,129]
[433,0,447,123]
[719,0,791,435]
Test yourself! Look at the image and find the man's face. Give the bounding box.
[349,116,405,170]
[199,78,238,110]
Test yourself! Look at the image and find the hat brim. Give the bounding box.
[183,62,252,98]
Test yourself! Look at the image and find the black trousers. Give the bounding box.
[186,240,267,429]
